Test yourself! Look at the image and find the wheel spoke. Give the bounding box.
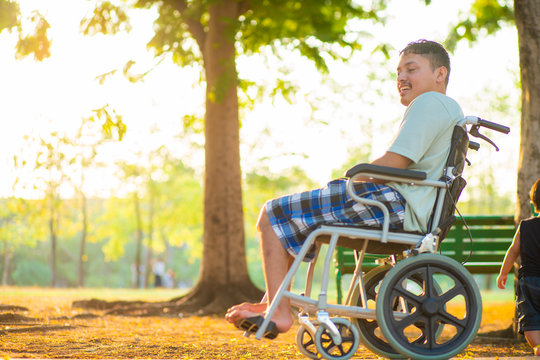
[438,308,468,329]
[425,316,437,348]
[393,283,424,308]
[367,284,377,299]
[361,319,378,332]
[303,337,315,347]
[439,283,466,303]
[425,264,437,297]
[341,334,354,343]
[412,331,428,345]
[394,305,424,330]
[321,333,334,347]
[412,315,439,348]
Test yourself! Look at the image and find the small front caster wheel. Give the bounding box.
[296,325,320,359]
[315,318,359,360]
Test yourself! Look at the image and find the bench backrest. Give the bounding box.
[439,215,515,273]
[335,215,515,274]
[334,215,515,303]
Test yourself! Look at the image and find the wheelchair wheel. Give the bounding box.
[349,264,406,358]
[350,264,442,359]
[315,318,360,360]
[376,254,482,360]
[296,325,320,359]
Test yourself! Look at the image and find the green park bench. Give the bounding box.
[334,215,516,304]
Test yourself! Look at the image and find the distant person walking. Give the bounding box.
[152,258,166,288]
[498,178,540,356]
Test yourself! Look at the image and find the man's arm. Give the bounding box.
[358,151,412,184]
[370,151,412,169]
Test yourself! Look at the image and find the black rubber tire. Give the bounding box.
[376,254,482,360]
[295,325,319,359]
[314,318,360,360]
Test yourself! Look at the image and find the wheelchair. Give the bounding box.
[251,116,510,360]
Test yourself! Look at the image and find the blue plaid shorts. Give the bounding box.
[265,179,406,261]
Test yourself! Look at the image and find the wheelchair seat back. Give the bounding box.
[429,125,470,241]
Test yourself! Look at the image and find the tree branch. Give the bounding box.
[173,0,206,53]
[238,0,251,16]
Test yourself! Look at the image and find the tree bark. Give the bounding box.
[49,204,57,288]
[175,0,263,313]
[515,0,540,222]
[134,192,144,289]
[514,0,540,337]
[78,193,88,287]
[145,189,155,288]
[2,237,9,285]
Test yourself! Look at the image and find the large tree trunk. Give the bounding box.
[515,0,540,221]
[514,0,540,336]
[175,0,263,314]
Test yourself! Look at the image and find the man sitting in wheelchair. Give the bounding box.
[226,39,462,337]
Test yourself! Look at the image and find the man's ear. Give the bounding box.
[436,66,448,84]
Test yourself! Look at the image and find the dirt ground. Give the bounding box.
[0,287,533,359]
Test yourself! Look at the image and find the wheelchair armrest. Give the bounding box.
[345,163,427,181]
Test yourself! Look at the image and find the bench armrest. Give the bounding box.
[345,163,427,182]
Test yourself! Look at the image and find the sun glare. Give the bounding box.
[1,0,520,200]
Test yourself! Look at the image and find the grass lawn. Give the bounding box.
[0,286,531,359]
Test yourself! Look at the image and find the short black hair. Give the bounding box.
[400,39,450,87]
[530,178,540,213]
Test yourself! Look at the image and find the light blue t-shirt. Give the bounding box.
[388,91,464,233]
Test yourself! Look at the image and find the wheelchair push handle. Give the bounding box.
[463,116,510,134]
[462,116,510,152]
[477,118,511,134]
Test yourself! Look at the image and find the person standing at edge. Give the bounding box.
[498,179,540,356]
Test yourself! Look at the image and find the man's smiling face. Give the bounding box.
[396,53,446,106]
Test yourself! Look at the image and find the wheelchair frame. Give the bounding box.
[251,117,510,360]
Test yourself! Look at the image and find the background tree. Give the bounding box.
[66,106,126,287]
[81,0,388,313]
[445,0,539,223]
[0,1,53,284]
[0,0,51,60]
[445,0,539,337]
[0,198,24,285]
[32,132,70,287]
[116,160,147,288]
[1,150,28,285]
[514,0,540,222]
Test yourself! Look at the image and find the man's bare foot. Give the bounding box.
[225,309,262,327]
[226,302,267,316]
